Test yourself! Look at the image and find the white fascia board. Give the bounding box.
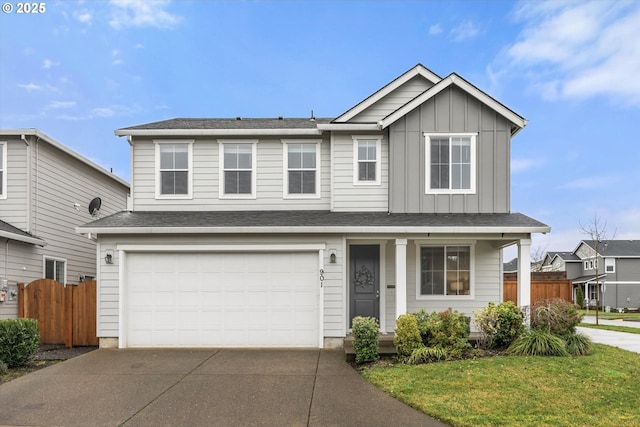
[0,230,47,246]
[316,123,381,131]
[117,243,326,252]
[334,64,442,123]
[0,129,130,188]
[115,128,322,137]
[77,225,551,235]
[379,75,527,132]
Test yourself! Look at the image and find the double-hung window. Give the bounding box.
[352,136,382,185]
[219,140,257,198]
[418,245,472,297]
[425,133,476,194]
[44,256,66,283]
[605,258,615,273]
[0,142,6,199]
[283,140,321,198]
[156,141,193,198]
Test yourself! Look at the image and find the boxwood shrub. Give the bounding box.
[0,318,40,368]
[352,316,380,364]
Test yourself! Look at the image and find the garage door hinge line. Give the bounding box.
[118,350,221,427]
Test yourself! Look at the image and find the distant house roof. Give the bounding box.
[545,251,581,263]
[0,220,46,246]
[579,240,640,257]
[572,274,607,285]
[503,258,518,273]
[78,211,550,235]
[0,129,129,188]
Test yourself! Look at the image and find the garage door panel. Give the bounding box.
[125,251,320,348]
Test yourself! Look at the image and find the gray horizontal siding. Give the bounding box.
[1,138,29,230]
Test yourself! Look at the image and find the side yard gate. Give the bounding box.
[17,279,98,348]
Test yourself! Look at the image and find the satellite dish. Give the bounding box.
[88,197,102,217]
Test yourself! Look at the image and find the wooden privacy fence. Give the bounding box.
[17,279,98,348]
[504,272,573,305]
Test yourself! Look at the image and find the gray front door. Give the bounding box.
[349,244,380,328]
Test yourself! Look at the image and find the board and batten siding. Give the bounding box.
[131,137,331,211]
[389,86,511,214]
[96,234,346,341]
[350,76,435,123]
[1,137,29,230]
[331,133,388,212]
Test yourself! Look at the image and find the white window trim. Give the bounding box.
[0,141,6,199]
[352,135,382,186]
[282,139,322,199]
[424,133,477,195]
[414,241,475,300]
[605,258,615,273]
[154,140,194,200]
[218,139,258,199]
[43,255,67,284]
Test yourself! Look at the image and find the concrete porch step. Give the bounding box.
[343,333,396,356]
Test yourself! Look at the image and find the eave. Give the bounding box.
[114,128,323,137]
[0,230,47,246]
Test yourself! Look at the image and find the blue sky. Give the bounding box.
[1,0,639,257]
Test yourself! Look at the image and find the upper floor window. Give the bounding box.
[0,141,6,199]
[219,140,257,198]
[424,133,476,194]
[283,140,321,198]
[155,141,193,199]
[44,256,66,283]
[417,245,473,298]
[605,258,615,273]
[352,136,382,185]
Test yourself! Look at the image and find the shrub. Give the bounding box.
[565,332,593,356]
[394,314,423,358]
[0,318,40,368]
[0,360,8,376]
[531,299,582,336]
[576,286,585,309]
[506,329,569,357]
[474,302,525,349]
[413,309,471,359]
[352,316,379,364]
[406,346,449,365]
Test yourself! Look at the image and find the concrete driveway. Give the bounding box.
[0,349,447,427]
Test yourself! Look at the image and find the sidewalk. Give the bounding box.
[577,316,640,354]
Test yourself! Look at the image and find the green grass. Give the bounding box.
[361,344,640,427]
[579,323,640,335]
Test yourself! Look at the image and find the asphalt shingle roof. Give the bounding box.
[0,219,46,244]
[118,118,332,131]
[581,240,640,257]
[79,210,549,232]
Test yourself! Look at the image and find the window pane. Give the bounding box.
[174,145,188,169]
[302,171,316,193]
[55,261,65,283]
[45,259,54,280]
[160,146,174,169]
[160,171,188,195]
[0,174,3,195]
[420,247,445,295]
[289,171,302,193]
[237,171,251,193]
[288,146,302,169]
[359,162,376,181]
[302,150,316,169]
[224,145,238,169]
[225,171,238,193]
[237,145,252,169]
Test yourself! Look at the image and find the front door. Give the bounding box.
[349,244,380,328]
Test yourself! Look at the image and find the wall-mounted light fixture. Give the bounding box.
[329,249,337,264]
[105,250,114,264]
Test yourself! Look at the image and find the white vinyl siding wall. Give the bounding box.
[332,133,388,211]
[96,234,345,341]
[350,76,435,122]
[132,137,331,211]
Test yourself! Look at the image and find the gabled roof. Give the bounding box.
[0,220,46,246]
[544,251,581,264]
[578,240,640,257]
[377,73,527,135]
[332,64,442,123]
[0,129,129,188]
[77,211,550,235]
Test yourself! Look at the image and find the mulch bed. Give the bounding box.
[34,344,98,361]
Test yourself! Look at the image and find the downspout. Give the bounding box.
[4,239,8,282]
[127,135,134,211]
[21,135,31,232]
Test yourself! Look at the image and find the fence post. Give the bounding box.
[64,284,73,348]
[17,283,25,318]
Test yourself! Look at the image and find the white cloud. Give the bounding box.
[42,59,59,69]
[75,10,92,24]
[558,175,619,190]
[112,59,124,65]
[450,20,480,42]
[108,0,183,30]
[47,101,76,109]
[18,83,42,91]
[428,24,442,36]
[512,157,545,173]
[506,1,640,107]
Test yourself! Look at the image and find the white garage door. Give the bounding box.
[124,252,320,348]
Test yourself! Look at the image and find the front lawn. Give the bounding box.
[361,344,640,427]
[579,310,640,321]
[579,323,640,335]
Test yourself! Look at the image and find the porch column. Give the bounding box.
[395,239,407,318]
[517,238,531,325]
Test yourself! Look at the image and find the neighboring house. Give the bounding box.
[562,240,640,309]
[77,64,549,349]
[541,251,582,276]
[0,129,130,319]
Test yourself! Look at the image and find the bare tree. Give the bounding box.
[579,213,616,325]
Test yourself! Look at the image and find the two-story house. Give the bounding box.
[0,129,130,319]
[77,64,549,349]
[544,241,640,310]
